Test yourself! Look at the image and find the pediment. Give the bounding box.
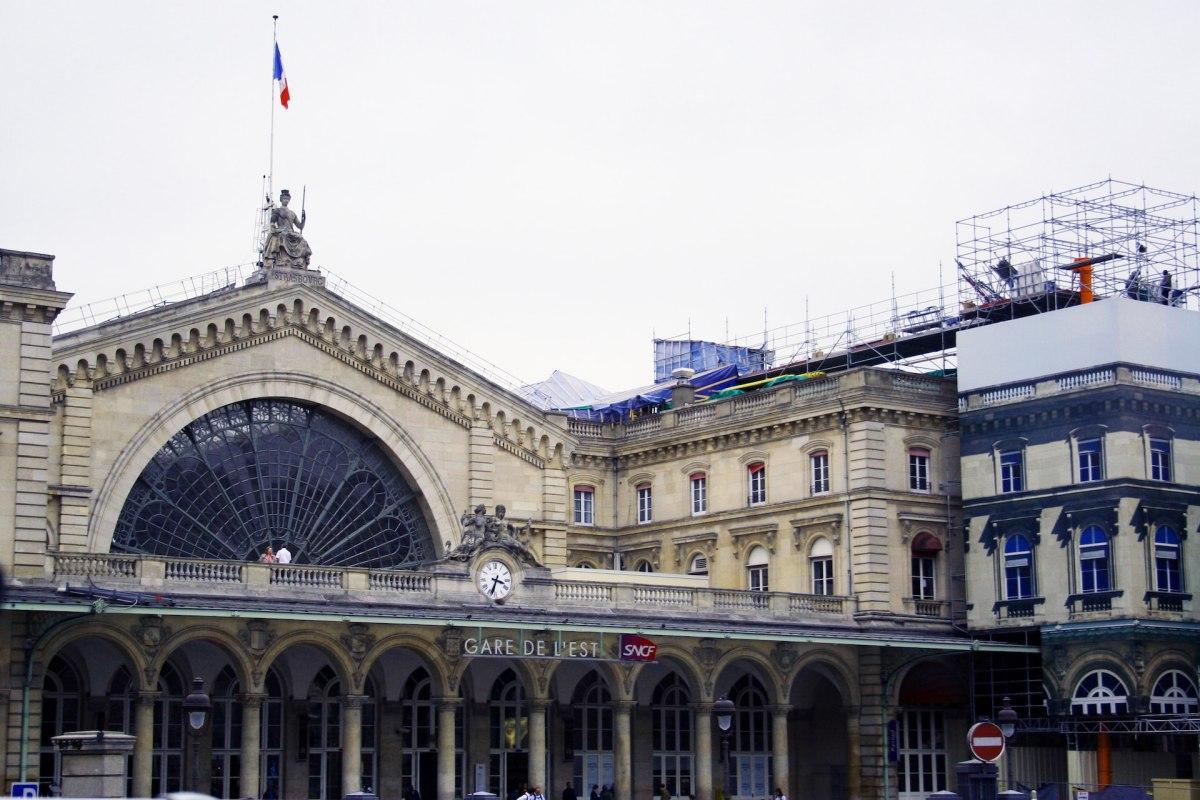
[50,271,572,465]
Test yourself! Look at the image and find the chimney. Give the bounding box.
[670,367,696,408]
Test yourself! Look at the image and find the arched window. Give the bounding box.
[1150,670,1199,715]
[690,472,708,515]
[1154,526,1182,593]
[636,559,655,573]
[746,546,769,592]
[489,669,527,797]
[208,666,285,800]
[910,533,941,600]
[104,667,135,797]
[1079,526,1111,593]
[39,656,82,797]
[308,667,377,800]
[809,538,834,595]
[688,554,709,576]
[572,672,614,793]
[1071,669,1129,715]
[1003,534,1034,599]
[575,561,596,569]
[730,675,772,798]
[652,674,693,798]
[747,462,767,506]
[400,667,459,797]
[637,483,653,524]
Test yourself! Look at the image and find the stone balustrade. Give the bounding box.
[46,552,858,623]
[962,364,1200,411]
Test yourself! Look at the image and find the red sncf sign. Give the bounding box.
[619,633,658,662]
[967,721,1006,762]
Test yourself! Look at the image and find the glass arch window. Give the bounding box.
[209,666,285,800]
[307,667,377,800]
[810,538,834,596]
[1004,534,1034,599]
[1150,670,1199,715]
[1079,526,1111,593]
[573,671,615,794]
[746,546,769,592]
[39,656,82,797]
[113,399,435,568]
[1071,669,1129,715]
[652,674,693,799]
[730,674,772,798]
[1154,526,1182,593]
[489,669,527,797]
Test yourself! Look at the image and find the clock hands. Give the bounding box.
[489,575,502,595]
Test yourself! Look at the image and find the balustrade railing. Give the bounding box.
[555,581,613,603]
[676,404,716,429]
[567,418,604,438]
[633,586,695,606]
[790,593,845,614]
[977,384,1035,407]
[52,552,139,579]
[731,391,776,416]
[1057,369,1115,391]
[369,571,434,592]
[713,589,770,610]
[269,564,343,589]
[1130,368,1182,390]
[165,559,242,583]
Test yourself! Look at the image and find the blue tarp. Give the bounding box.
[654,339,773,382]
[561,364,743,422]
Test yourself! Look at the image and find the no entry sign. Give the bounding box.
[967,721,1006,762]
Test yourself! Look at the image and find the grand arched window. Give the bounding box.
[113,399,435,568]
[39,656,82,796]
[652,674,693,799]
[730,675,772,799]
[1150,670,1199,715]
[1071,669,1129,715]
[573,671,614,794]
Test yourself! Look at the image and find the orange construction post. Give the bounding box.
[1073,258,1094,303]
[1097,723,1112,787]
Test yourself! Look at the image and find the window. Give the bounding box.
[573,487,595,526]
[690,473,707,515]
[746,546,769,592]
[635,559,654,573]
[1003,534,1034,599]
[897,710,947,800]
[1078,438,1104,483]
[747,462,767,506]
[908,448,930,492]
[1071,669,1128,715]
[1150,438,1173,481]
[652,674,693,799]
[810,538,834,595]
[730,675,772,799]
[810,451,830,494]
[572,672,614,795]
[910,533,941,600]
[1154,526,1182,593]
[1150,670,1199,715]
[637,483,653,524]
[1079,525,1111,593]
[1000,449,1024,493]
[39,656,81,797]
[688,554,709,576]
[490,670,530,797]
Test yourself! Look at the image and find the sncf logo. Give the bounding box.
[619,633,658,662]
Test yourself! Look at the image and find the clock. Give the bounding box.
[477,560,513,602]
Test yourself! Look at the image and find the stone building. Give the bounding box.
[960,299,1200,791]
[0,248,1029,800]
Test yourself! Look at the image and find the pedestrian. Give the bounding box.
[532,785,546,800]
[774,787,787,800]
[600,785,613,800]
[1160,270,1173,305]
[259,546,276,564]
[658,782,671,800]
[563,782,577,800]
[590,784,601,800]
[275,544,292,564]
[517,785,532,800]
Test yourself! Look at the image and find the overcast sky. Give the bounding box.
[3,2,1198,391]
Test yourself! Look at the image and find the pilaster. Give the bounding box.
[468,420,495,507]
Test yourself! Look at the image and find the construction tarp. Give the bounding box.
[519,370,609,410]
[563,364,743,422]
[654,339,773,382]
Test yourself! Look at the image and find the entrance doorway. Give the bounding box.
[502,752,529,797]
[417,751,437,800]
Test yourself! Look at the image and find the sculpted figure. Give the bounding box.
[263,189,312,269]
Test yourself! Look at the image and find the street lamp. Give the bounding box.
[714,697,736,799]
[182,677,212,794]
[997,696,1019,791]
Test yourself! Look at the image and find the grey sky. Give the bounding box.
[3,1,1198,391]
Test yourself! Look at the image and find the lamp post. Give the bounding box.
[182,677,211,795]
[714,696,736,800]
[997,696,1019,792]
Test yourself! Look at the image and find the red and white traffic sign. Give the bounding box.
[967,721,1006,762]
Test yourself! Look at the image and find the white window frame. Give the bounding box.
[1079,525,1112,594]
[1077,438,1104,483]
[999,449,1024,493]
[810,451,830,495]
[747,463,767,506]
[809,538,834,595]
[1003,534,1034,600]
[911,555,936,599]
[1150,670,1199,715]
[908,448,931,493]
[1071,669,1129,715]
[746,546,769,592]
[573,487,595,526]
[636,483,653,524]
[1150,437,1173,482]
[688,554,709,576]
[1153,525,1183,593]
[690,473,708,516]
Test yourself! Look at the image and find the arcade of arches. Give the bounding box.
[28,626,924,800]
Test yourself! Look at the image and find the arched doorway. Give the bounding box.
[39,656,83,796]
[571,671,614,793]
[896,660,968,800]
[651,673,693,799]
[489,668,529,797]
[110,663,186,797]
[209,666,286,799]
[306,666,379,800]
[729,674,772,799]
[791,664,850,800]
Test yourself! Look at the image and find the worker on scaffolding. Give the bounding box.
[1159,270,1172,305]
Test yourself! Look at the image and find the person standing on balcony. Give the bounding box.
[276,544,292,564]
[259,546,276,564]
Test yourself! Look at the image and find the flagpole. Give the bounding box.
[269,14,278,203]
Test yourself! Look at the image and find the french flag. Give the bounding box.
[273,43,290,109]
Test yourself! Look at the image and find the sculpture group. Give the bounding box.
[446,504,539,565]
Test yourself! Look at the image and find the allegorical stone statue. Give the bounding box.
[444,504,539,565]
[263,189,312,269]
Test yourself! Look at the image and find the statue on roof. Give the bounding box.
[263,189,312,269]
[443,504,540,565]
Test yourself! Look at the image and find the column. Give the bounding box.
[846,709,862,800]
[342,695,366,798]
[770,705,790,798]
[437,699,461,800]
[614,700,635,800]
[239,693,265,799]
[132,691,157,798]
[693,703,714,800]
[529,699,549,792]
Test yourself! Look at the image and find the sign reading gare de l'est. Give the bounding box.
[460,632,658,663]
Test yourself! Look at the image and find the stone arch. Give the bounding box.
[1064,651,1137,703]
[543,657,627,701]
[631,647,705,702]
[358,633,453,697]
[711,648,785,704]
[786,650,860,709]
[452,653,540,700]
[88,369,460,555]
[257,630,359,694]
[151,625,255,693]
[39,622,151,691]
[1140,649,1196,697]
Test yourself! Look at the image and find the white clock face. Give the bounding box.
[478,560,513,601]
